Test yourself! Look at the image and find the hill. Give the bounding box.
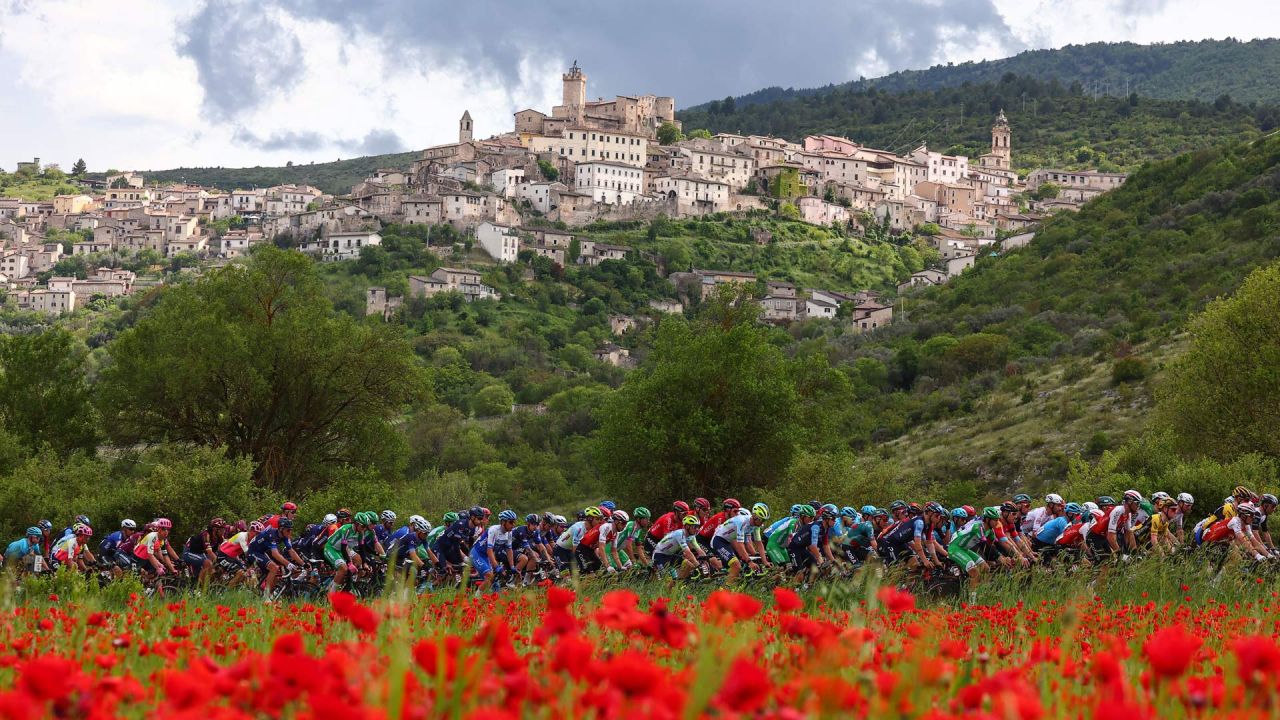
[678,74,1275,172]
[110,151,420,196]
[696,38,1280,110]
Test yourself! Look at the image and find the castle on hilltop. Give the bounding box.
[513,62,678,140]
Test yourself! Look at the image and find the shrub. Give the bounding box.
[1112,357,1148,385]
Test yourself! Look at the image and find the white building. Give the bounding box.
[299,231,382,262]
[575,161,645,205]
[910,145,970,185]
[476,222,521,264]
[490,168,525,198]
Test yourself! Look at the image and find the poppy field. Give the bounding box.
[5,584,1280,719]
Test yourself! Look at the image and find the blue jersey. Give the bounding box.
[5,538,39,561]
[440,519,472,549]
[511,525,538,551]
[1036,516,1070,545]
[247,528,291,557]
[100,530,125,555]
[387,526,418,560]
[787,521,825,550]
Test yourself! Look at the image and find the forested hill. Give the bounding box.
[104,151,420,196]
[692,38,1280,110]
[678,74,1276,172]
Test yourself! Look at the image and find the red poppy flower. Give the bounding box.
[1143,624,1202,680]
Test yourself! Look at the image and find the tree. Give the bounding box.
[1157,262,1280,461]
[536,159,559,182]
[656,122,684,146]
[71,159,87,176]
[688,128,712,140]
[0,330,98,456]
[472,383,514,417]
[593,290,799,502]
[95,247,425,494]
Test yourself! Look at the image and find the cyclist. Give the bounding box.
[614,507,651,569]
[990,503,1032,568]
[98,519,139,579]
[787,504,831,582]
[50,523,94,572]
[1148,498,1181,554]
[1107,490,1143,557]
[437,508,483,577]
[248,517,303,595]
[764,505,804,566]
[4,527,44,572]
[1173,493,1195,543]
[1024,494,1064,537]
[296,514,338,560]
[878,503,921,566]
[917,502,949,570]
[646,501,690,555]
[216,521,261,586]
[598,510,631,573]
[60,515,92,540]
[712,502,769,580]
[1033,502,1079,563]
[510,514,543,580]
[375,510,398,546]
[697,498,740,547]
[1203,501,1273,561]
[425,512,455,571]
[948,507,1002,602]
[1258,494,1278,552]
[651,515,703,580]
[266,502,298,530]
[35,520,54,562]
[839,507,877,566]
[1194,486,1253,545]
[472,510,516,592]
[133,519,179,578]
[575,506,608,574]
[182,519,226,586]
[327,511,384,588]
[554,507,593,570]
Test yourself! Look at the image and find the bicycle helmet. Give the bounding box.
[982,507,1001,520]
[480,507,492,518]
[840,506,858,519]
[211,517,227,528]
[999,501,1018,514]
[1012,494,1031,504]
[410,516,432,533]
[1262,494,1279,507]
[380,510,397,523]
[1082,501,1099,514]
[682,515,701,528]
[443,511,459,524]
[612,510,630,524]
[336,508,353,521]
[498,510,518,523]
[798,505,817,518]
[600,500,617,511]
[576,510,587,521]
[872,508,890,519]
[753,503,771,520]
[1064,502,1082,517]
[808,500,823,512]
[121,519,137,530]
[73,523,92,537]
[1096,496,1116,507]
[1122,490,1143,503]
[154,518,172,529]
[1045,493,1064,505]
[553,515,568,526]
[693,498,711,511]
[24,526,41,538]
[819,506,837,520]
[282,502,298,512]
[37,520,52,531]
[722,498,742,512]
[924,501,945,515]
[951,508,969,520]
[962,505,976,518]
[323,513,338,525]
[542,512,556,524]
[888,500,907,511]
[860,505,877,516]
[468,506,486,519]
[249,521,264,533]
[1234,485,1254,501]
[1177,493,1194,505]
[1150,491,1171,504]
[277,518,294,530]
[1237,501,1260,518]
[75,515,91,526]
[524,513,539,524]
[789,504,803,515]
[672,501,691,514]
[906,503,924,516]
[358,511,379,525]
[633,507,651,519]
[584,506,604,519]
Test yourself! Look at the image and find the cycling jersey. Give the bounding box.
[51,535,80,564]
[5,538,40,562]
[132,532,167,561]
[616,520,645,548]
[948,518,995,571]
[478,524,512,554]
[326,524,368,556]
[510,526,539,553]
[247,528,291,558]
[697,511,728,540]
[653,528,694,557]
[1106,506,1133,535]
[99,530,133,556]
[219,532,251,558]
[713,513,754,543]
[374,524,392,546]
[426,526,446,547]
[596,521,616,548]
[647,512,681,540]
[1036,517,1070,545]
[764,517,794,540]
[557,521,587,550]
[787,521,826,551]
[1056,520,1087,547]
[845,521,874,549]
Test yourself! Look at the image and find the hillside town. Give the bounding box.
[0,63,1126,329]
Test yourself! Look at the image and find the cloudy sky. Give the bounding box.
[0,0,1275,172]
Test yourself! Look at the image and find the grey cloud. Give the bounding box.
[180,0,1021,108]
[234,126,406,156]
[178,1,306,120]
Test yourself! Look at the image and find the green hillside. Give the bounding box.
[679,74,1273,171]
[109,151,420,196]
[697,38,1280,109]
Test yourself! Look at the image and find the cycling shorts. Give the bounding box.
[710,535,737,564]
[652,552,679,569]
[948,545,984,572]
[470,548,494,578]
[323,543,346,569]
[182,552,206,569]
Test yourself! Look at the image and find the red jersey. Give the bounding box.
[1056,522,1085,547]
[648,512,680,540]
[698,512,728,540]
[579,526,601,549]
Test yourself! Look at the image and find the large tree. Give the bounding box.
[592,292,798,503]
[1157,261,1280,461]
[0,329,97,456]
[96,247,425,494]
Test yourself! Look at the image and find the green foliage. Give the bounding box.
[1111,357,1148,385]
[770,168,805,200]
[0,329,98,456]
[656,122,684,145]
[536,159,559,182]
[96,247,425,495]
[593,291,798,503]
[472,383,515,417]
[112,151,420,196]
[687,128,712,139]
[1157,261,1280,461]
[71,159,87,176]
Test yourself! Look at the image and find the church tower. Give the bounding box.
[562,61,587,122]
[990,109,1011,170]
[459,110,473,143]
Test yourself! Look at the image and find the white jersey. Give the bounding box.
[1021,507,1049,536]
[713,513,754,543]
[653,528,693,556]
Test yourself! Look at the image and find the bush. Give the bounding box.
[1111,357,1148,385]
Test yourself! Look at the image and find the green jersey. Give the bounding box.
[948,519,994,553]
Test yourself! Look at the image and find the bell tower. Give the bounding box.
[990,109,1011,170]
[459,110,473,143]
[562,61,587,122]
